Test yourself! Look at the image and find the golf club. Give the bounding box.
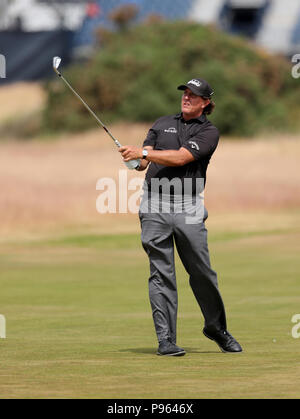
[52,56,140,170]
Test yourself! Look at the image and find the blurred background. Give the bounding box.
[0,1,300,400]
[0,0,299,238]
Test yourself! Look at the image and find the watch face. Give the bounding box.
[143,149,148,158]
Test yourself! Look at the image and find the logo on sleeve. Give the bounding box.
[188,141,199,150]
[164,127,177,134]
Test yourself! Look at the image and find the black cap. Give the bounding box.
[177,78,214,98]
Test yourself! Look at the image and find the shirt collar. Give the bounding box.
[175,113,207,123]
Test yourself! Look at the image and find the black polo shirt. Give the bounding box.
[143,113,219,195]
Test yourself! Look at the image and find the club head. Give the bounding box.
[53,56,62,75]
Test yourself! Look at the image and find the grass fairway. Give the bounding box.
[0,216,300,399]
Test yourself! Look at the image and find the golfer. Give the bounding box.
[119,78,242,356]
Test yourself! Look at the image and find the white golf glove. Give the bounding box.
[124,159,141,170]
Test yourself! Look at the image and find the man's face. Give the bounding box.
[181,88,209,120]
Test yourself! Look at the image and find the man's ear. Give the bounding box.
[202,99,210,108]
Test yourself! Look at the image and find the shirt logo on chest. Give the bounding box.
[164,127,178,134]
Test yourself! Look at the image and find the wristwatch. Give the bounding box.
[142,149,149,159]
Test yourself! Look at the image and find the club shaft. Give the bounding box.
[59,73,122,148]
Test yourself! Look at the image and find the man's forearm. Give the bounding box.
[119,145,194,167]
[145,149,188,167]
[136,159,149,171]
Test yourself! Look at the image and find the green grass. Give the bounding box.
[0,224,300,399]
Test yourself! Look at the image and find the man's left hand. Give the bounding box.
[119,146,143,162]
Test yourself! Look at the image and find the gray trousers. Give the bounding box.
[139,203,227,344]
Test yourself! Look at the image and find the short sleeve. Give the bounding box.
[182,126,219,160]
[143,128,157,147]
[142,116,169,147]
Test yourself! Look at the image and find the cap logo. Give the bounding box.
[188,79,202,88]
